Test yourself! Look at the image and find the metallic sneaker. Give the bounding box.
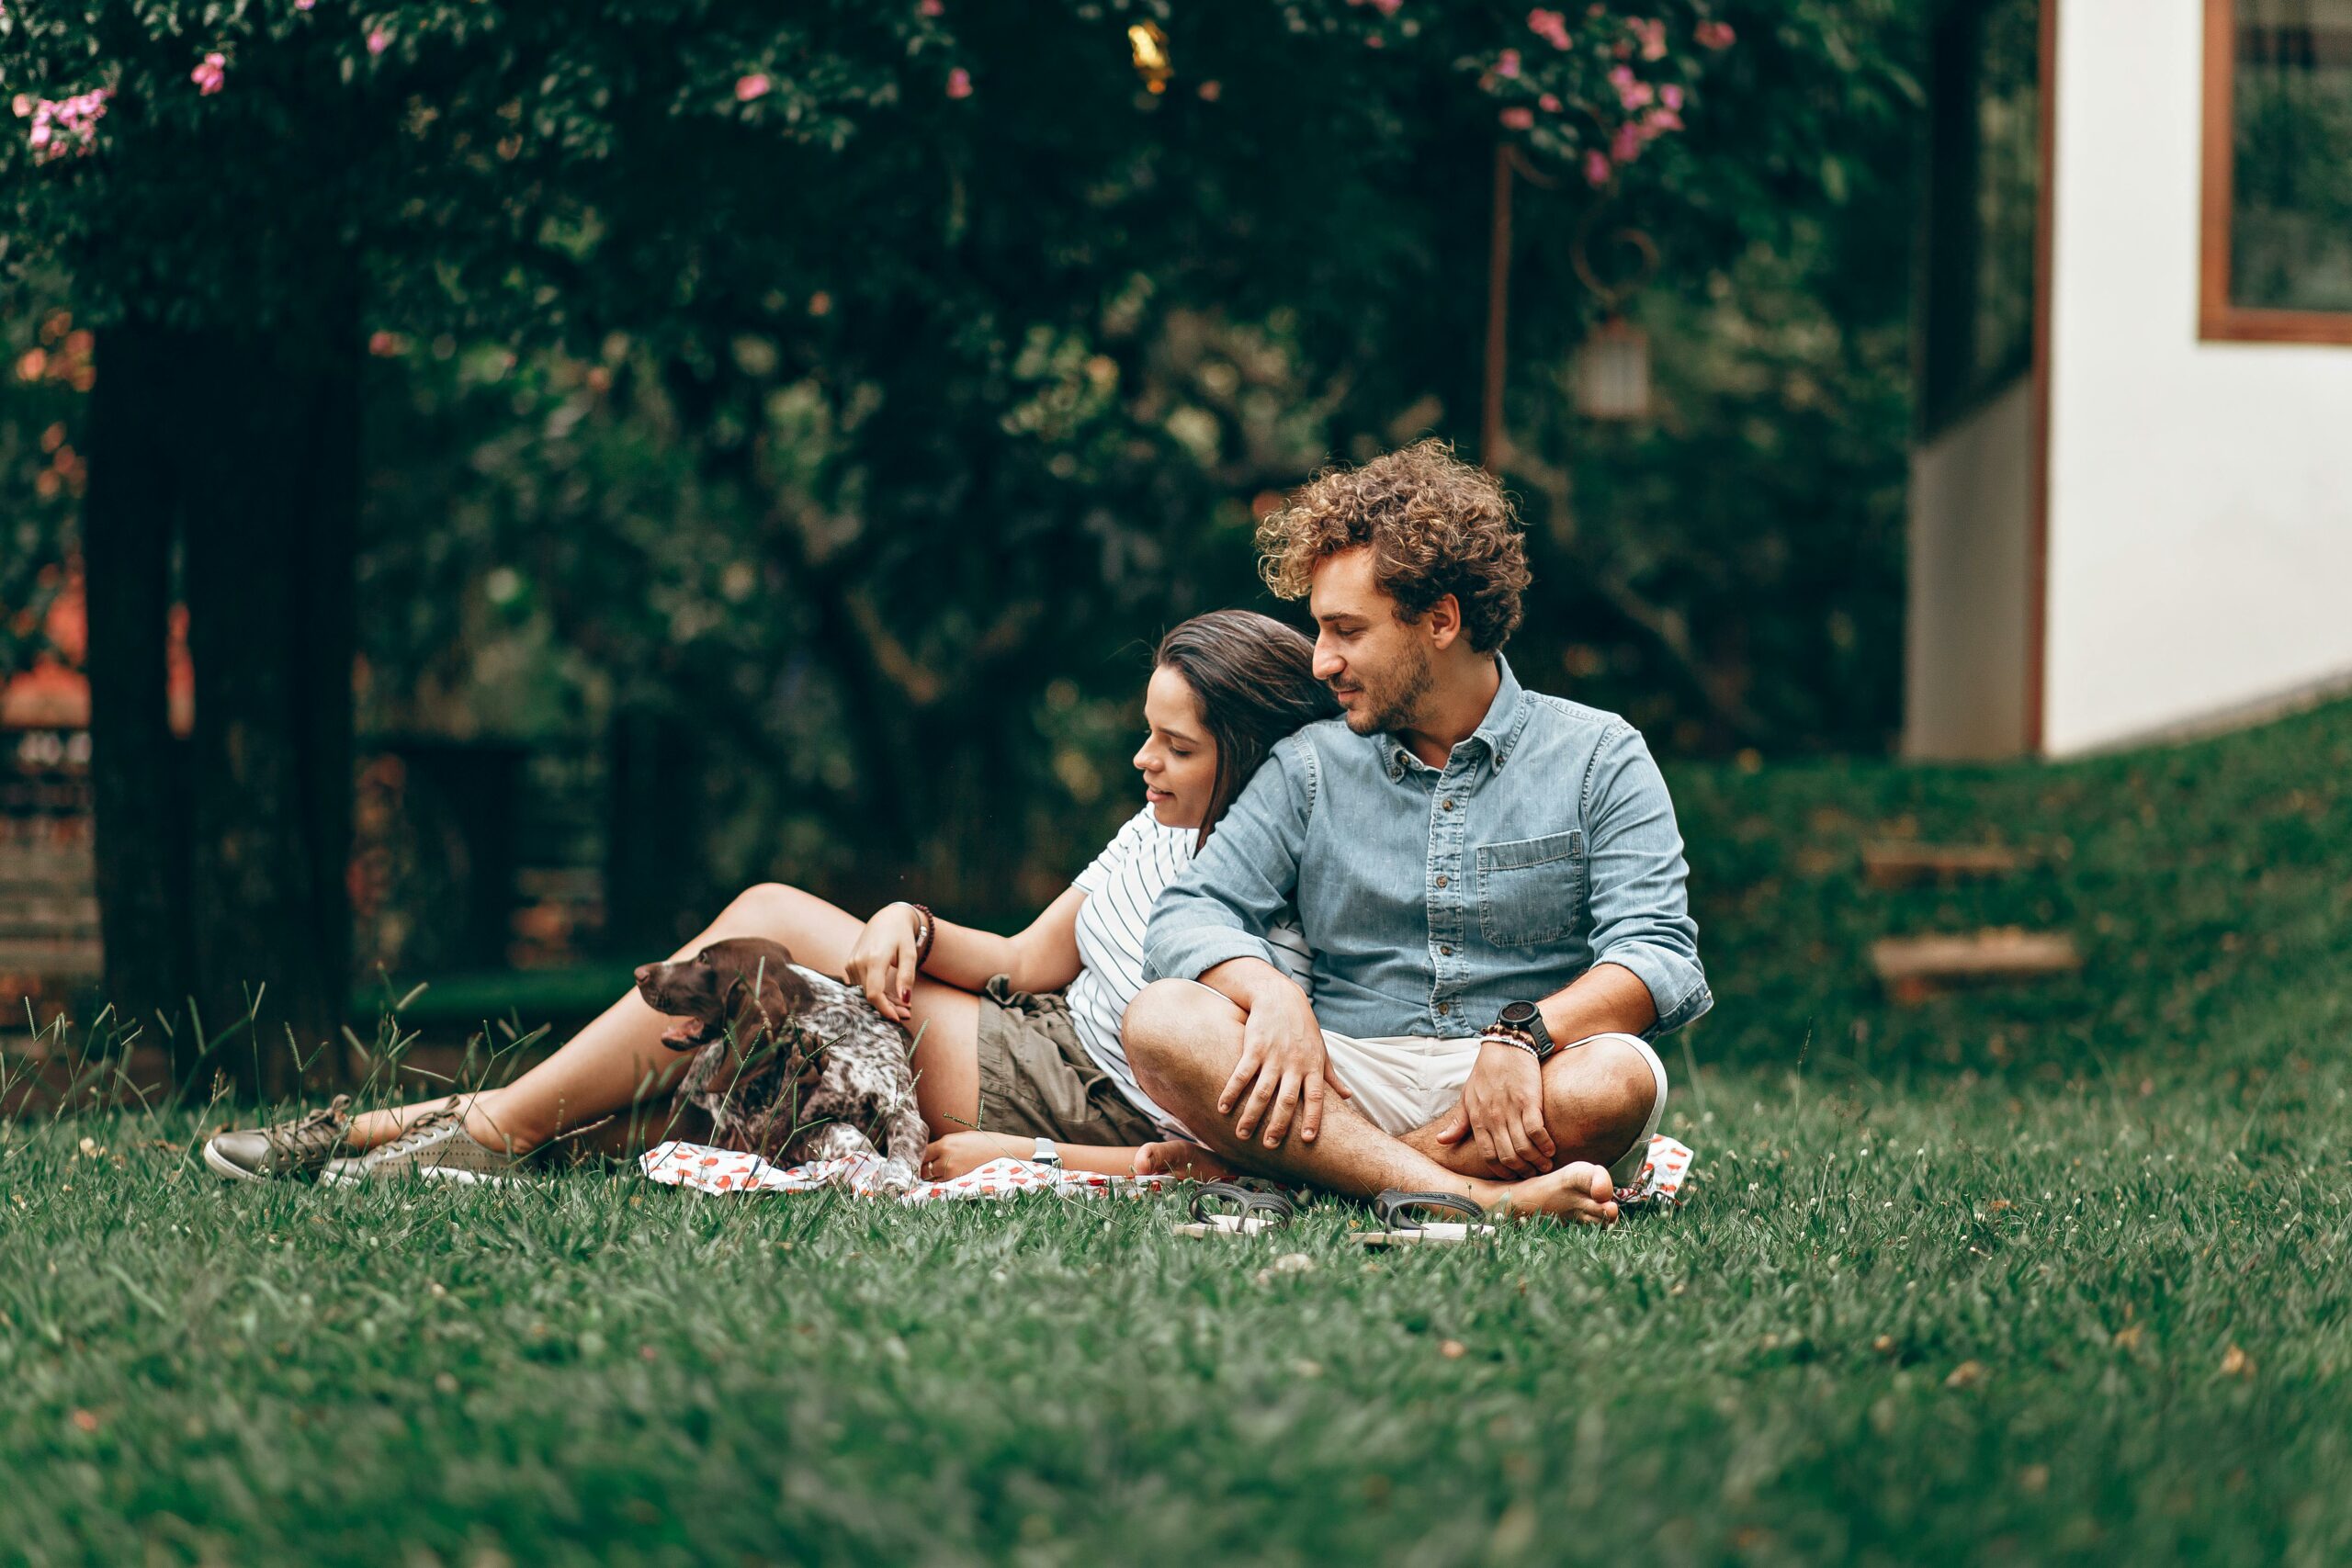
[203,1095,354,1183]
[319,1098,526,1186]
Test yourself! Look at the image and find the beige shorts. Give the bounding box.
[1319,1026,1668,1186]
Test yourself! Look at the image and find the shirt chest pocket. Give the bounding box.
[1474,830,1586,948]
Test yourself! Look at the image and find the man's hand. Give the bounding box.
[1436,1041,1555,1178]
[842,903,923,1024]
[1216,980,1350,1148]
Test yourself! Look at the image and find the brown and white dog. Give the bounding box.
[634,936,927,1193]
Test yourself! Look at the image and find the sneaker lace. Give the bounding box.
[269,1093,353,1157]
[373,1099,465,1157]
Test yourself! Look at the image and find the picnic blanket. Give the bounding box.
[641,1134,1698,1210]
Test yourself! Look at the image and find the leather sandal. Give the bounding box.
[1356,1189,1497,1247]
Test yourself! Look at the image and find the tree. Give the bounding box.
[4,0,1728,1089]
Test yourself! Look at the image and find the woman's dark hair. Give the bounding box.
[1154,609,1339,852]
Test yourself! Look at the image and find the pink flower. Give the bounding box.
[1539,93,1562,112]
[1584,149,1611,186]
[26,86,109,164]
[1629,17,1668,61]
[191,52,227,96]
[296,0,315,10]
[945,66,972,98]
[735,73,770,102]
[1196,79,1222,101]
[1696,19,1736,50]
[1496,49,1521,78]
[1370,0,1403,15]
[1643,105,1682,136]
[1499,106,1534,130]
[1526,7,1572,49]
[1610,64,1654,110]
[1611,119,1642,164]
[919,0,944,13]
[367,27,390,56]
[1661,83,1684,111]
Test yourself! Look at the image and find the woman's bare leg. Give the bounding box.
[342,882,984,1155]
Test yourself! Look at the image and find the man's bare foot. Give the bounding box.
[1135,1140,1237,1181]
[1477,1160,1620,1225]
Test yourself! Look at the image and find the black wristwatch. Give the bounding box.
[1489,1000,1557,1062]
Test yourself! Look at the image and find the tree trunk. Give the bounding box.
[85,300,360,1100]
[84,326,196,1079]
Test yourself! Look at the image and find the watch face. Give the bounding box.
[1500,1001,1540,1027]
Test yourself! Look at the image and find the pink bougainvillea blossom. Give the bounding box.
[1539,92,1562,113]
[191,52,227,96]
[1584,149,1612,186]
[945,66,973,98]
[25,87,110,164]
[1368,0,1404,15]
[1695,19,1736,49]
[296,0,315,10]
[1628,17,1668,61]
[1527,7,1572,49]
[1609,64,1655,110]
[1495,49,1522,78]
[1498,106,1534,130]
[1610,119,1642,164]
[1643,104,1683,135]
[367,27,391,56]
[1661,83,1684,111]
[919,0,944,14]
[735,73,770,102]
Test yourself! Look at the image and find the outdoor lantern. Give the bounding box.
[1128,21,1171,94]
[1573,317,1653,422]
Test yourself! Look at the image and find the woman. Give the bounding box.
[204,610,1338,1187]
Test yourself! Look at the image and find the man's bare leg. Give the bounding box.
[343,882,984,1156]
[1401,1034,1660,1181]
[1121,980,1618,1224]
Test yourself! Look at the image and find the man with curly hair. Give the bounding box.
[1125,440,1710,1224]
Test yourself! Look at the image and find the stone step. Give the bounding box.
[1871,928,2082,1004]
[1860,841,2028,889]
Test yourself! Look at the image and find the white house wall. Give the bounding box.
[1905,381,2035,760]
[2041,0,2352,754]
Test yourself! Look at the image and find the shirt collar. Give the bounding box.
[1382,654,1531,778]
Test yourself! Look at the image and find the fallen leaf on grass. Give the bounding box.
[2220,1345,2253,1377]
[69,1410,98,1433]
[1872,1335,1895,1355]
[2113,1325,2143,1351]
[1944,1360,1986,1390]
[1440,1339,1466,1359]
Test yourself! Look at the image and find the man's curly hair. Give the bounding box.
[1255,439,1531,652]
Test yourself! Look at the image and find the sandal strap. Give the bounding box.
[1374,1189,1485,1230]
[1190,1179,1295,1226]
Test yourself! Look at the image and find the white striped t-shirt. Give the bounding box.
[1064,806,1313,1134]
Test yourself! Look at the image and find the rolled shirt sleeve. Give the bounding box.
[1143,736,1313,987]
[1581,724,1713,1038]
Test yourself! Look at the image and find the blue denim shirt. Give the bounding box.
[1142,655,1711,1042]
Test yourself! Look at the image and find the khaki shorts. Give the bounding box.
[1319,1026,1668,1187]
[973,976,1160,1146]
[1164,979,1668,1186]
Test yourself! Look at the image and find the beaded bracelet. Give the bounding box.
[910,902,937,967]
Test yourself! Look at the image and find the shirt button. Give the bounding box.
[1437,1002,1452,1015]
[1435,874,1449,888]
[1441,945,1453,956]
[1442,800,1454,812]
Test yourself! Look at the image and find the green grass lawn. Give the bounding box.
[6,701,2351,1566]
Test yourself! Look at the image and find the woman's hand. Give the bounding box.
[921,1131,1022,1181]
[843,902,924,1024]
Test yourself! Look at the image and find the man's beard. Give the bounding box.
[1342,642,1435,738]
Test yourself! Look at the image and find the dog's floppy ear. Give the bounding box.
[736,960,814,1042]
